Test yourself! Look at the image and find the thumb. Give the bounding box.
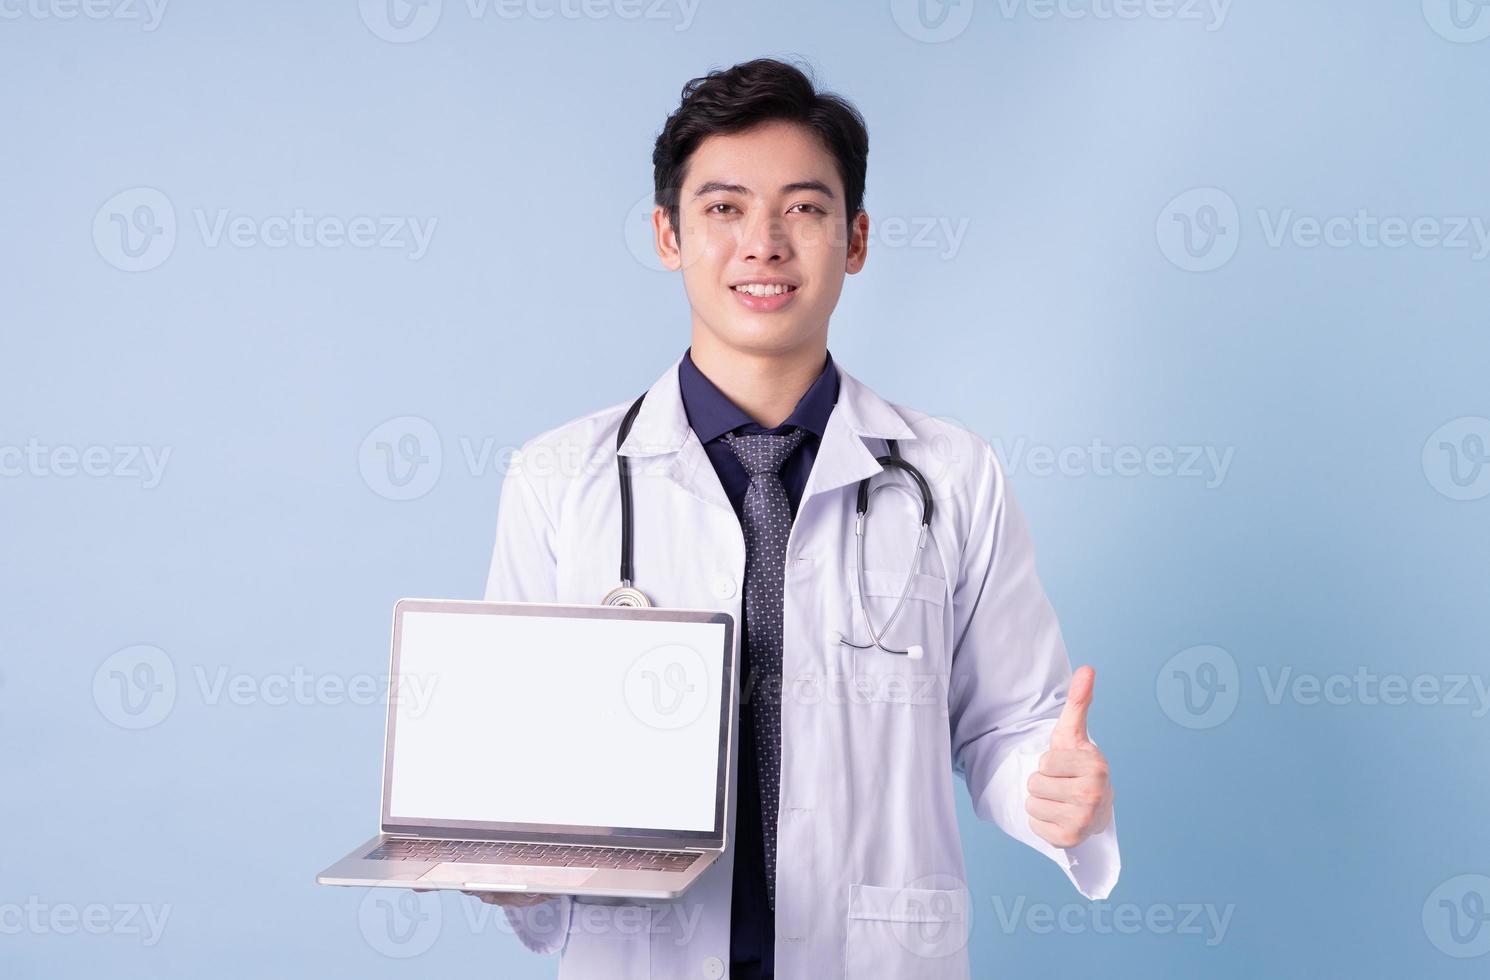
[1051,665,1094,750]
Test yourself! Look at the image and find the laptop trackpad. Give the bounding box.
[419,863,597,890]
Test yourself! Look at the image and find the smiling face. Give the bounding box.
[653,119,869,359]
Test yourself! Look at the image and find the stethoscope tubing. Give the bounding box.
[605,390,934,657]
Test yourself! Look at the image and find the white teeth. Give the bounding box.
[733,283,795,297]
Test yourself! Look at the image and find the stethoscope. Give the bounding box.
[602,391,935,659]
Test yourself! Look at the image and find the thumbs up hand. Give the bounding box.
[1026,666,1114,849]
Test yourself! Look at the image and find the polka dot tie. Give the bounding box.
[722,426,805,913]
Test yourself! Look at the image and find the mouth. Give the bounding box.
[729,281,799,312]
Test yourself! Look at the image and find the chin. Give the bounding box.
[709,316,817,354]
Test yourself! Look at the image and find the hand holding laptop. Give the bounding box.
[317,600,737,902]
[412,887,554,906]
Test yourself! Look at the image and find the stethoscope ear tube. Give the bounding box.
[607,392,651,607]
[607,398,938,645]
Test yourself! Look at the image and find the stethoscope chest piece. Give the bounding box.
[602,584,651,607]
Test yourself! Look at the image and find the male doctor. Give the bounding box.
[474,58,1119,979]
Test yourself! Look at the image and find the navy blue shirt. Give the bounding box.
[677,346,839,980]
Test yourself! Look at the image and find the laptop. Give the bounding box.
[317,597,737,899]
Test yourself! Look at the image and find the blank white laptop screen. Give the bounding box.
[386,609,728,832]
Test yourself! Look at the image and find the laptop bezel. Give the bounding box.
[377,597,736,851]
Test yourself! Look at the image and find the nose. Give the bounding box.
[739,210,791,263]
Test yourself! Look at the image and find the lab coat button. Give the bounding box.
[701,955,725,978]
[711,574,736,599]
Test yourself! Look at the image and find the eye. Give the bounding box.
[707,203,739,215]
[790,203,826,215]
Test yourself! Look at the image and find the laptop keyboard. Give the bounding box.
[364,838,700,873]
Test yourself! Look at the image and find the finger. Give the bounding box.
[1028,815,1082,849]
[1051,665,1094,750]
[1024,793,1079,825]
[1027,771,1108,805]
[1038,747,1106,777]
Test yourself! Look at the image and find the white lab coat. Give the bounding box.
[482,353,1120,979]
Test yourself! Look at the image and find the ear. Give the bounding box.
[653,205,682,272]
[845,209,870,274]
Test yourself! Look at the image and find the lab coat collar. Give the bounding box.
[618,351,917,507]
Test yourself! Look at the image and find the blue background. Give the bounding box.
[3,0,1489,976]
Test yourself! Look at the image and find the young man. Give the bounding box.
[477,58,1118,979]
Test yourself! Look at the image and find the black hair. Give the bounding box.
[652,57,869,245]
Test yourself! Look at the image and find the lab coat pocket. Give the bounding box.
[557,900,651,980]
[844,570,949,706]
[844,882,971,980]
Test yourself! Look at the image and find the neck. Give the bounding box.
[689,326,827,429]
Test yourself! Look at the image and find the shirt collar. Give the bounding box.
[678,346,840,444]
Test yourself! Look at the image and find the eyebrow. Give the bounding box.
[691,180,837,200]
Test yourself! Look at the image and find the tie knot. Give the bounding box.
[723,428,806,477]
